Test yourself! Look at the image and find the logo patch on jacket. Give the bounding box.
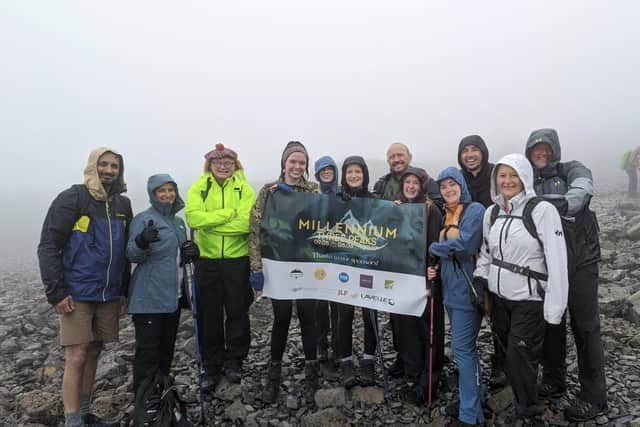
[73,215,91,233]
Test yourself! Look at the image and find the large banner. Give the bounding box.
[260,191,428,316]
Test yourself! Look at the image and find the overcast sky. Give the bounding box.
[1,1,639,260]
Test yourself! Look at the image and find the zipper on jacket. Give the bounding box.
[103,200,114,302]
[221,183,225,259]
[496,216,510,297]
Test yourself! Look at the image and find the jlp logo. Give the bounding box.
[337,289,348,296]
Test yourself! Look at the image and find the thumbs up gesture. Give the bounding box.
[135,219,160,249]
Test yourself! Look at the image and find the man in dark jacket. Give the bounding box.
[457,135,507,389]
[38,148,132,427]
[373,142,441,378]
[525,129,606,422]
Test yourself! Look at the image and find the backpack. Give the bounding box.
[135,371,192,427]
[489,197,544,248]
[489,197,548,298]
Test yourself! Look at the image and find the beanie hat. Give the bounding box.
[204,143,238,161]
[280,141,309,176]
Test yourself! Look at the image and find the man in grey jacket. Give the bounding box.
[525,129,606,422]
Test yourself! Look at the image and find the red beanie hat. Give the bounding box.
[204,143,238,161]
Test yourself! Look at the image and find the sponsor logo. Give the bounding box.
[339,272,350,283]
[337,289,348,296]
[361,293,395,306]
[289,269,304,280]
[383,279,394,289]
[359,274,373,289]
[555,230,563,236]
[303,210,396,251]
[314,268,327,280]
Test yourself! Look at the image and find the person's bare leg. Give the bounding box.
[62,343,89,413]
[81,341,103,397]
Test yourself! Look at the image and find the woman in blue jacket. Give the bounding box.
[127,174,199,394]
[428,167,485,427]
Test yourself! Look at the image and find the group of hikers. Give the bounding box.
[38,128,607,427]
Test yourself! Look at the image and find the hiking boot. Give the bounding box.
[319,358,339,379]
[262,361,282,404]
[565,398,607,422]
[304,360,320,403]
[445,399,460,417]
[489,367,508,388]
[387,358,404,378]
[82,413,120,427]
[224,361,242,383]
[445,418,484,427]
[340,359,357,388]
[401,380,425,405]
[359,358,376,386]
[201,372,222,394]
[495,412,545,427]
[537,382,565,399]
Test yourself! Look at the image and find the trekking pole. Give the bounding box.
[184,257,206,424]
[368,309,391,401]
[426,255,438,408]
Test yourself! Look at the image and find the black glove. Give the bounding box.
[180,240,200,265]
[471,276,488,313]
[338,191,352,202]
[135,220,159,249]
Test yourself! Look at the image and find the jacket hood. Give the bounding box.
[147,173,185,216]
[490,153,536,205]
[341,155,370,192]
[436,167,472,204]
[83,147,127,201]
[457,135,489,170]
[314,155,339,194]
[525,128,561,170]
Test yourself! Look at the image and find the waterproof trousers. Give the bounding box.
[396,284,445,380]
[335,303,378,359]
[492,297,544,417]
[542,263,606,405]
[132,309,180,394]
[195,257,252,375]
[447,306,484,425]
[317,300,338,355]
[271,299,318,361]
[627,166,638,194]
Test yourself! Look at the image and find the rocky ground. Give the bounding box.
[1,188,640,427]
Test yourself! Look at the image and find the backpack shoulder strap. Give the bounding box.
[522,197,544,247]
[489,204,500,227]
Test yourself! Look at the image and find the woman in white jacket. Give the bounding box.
[474,153,568,426]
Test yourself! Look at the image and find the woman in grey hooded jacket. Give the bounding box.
[127,174,199,394]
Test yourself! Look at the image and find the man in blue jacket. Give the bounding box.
[38,148,132,427]
[525,129,606,422]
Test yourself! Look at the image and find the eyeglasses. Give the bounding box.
[211,160,235,168]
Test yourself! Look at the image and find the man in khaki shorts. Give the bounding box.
[38,148,132,427]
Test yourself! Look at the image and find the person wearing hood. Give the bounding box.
[427,167,485,426]
[393,168,445,404]
[458,135,494,208]
[313,156,340,372]
[333,155,380,388]
[474,154,568,426]
[127,174,199,394]
[457,135,506,389]
[622,146,640,198]
[38,148,132,427]
[249,141,321,404]
[373,142,441,378]
[185,144,256,391]
[525,129,606,422]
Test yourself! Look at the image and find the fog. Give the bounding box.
[1,1,638,267]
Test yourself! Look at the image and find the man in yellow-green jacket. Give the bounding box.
[185,143,256,391]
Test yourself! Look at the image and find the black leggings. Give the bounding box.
[270,299,318,361]
[335,303,378,359]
